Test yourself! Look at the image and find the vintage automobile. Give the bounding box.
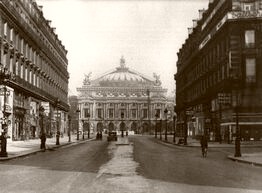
[96,132,102,140]
[107,131,117,141]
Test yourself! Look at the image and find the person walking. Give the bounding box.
[200,135,208,157]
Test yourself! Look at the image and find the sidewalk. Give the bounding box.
[0,134,95,161]
[158,135,262,167]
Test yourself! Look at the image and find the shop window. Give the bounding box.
[243,3,254,11]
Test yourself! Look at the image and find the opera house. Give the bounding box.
[76,57,168,134]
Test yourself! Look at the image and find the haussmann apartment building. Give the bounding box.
[0,0,69,141]
[175,0,262,142]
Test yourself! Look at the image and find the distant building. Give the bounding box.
[0,1,69,140]
[176,0,262,141]
[76,57,168,134]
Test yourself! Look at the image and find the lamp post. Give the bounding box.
[164,108,168,141]
[0,65,12,157]
[82,119,85,140]
[87,113,90,139]
[68,115,71,142]
[184,110,188,145]
[39,105,46,150]
[76,109,80,140]
[173,114,177,143]
[121,112,124,137]
[147,89,151,134]
[159,119,162,140]
[55,98,60,145]
[233,90,241,157]
[155,113,159,138]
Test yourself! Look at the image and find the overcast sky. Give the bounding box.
[36,0,209,96]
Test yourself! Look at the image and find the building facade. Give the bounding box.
[0,0,69,141]
[76,57,168,134]
[176,0,262,141]
[68,95,79,134]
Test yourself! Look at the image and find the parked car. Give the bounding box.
[96,132,103,140]
[107,131,117,141]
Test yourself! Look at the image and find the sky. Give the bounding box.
[36,0,209,96]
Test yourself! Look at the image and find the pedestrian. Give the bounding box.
[200,135,208,157]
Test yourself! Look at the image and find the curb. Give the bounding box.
[156,138,262,148]
[0,137,95,162]
[227,156,262,167]
[154,138,262,167]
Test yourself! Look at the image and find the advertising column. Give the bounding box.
[0,85,14,141]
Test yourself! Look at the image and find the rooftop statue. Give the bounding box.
[83,72,92,85]
[153,73,161,86]
[120,55,126,68]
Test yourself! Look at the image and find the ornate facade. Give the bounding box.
[176,0,262,141]
[0,0,69,141]
[77,57,168,134]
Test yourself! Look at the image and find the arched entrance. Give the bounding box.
[97,122,103,132]
[83,122,90,133]
[131,122,138,134]
[120,122,126,131]
[142,122,149,134]
[108,122,114,131]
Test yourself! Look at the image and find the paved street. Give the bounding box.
[0,135,262,193]
[131,136,262,192]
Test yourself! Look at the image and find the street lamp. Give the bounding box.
[39,105,46,150]
[155,113,159,138]
[164,108,168,141]
[76,109,80,140]
[173,114,177,143]
[68,115,71,142]
[121,112,124,137]
[55,98,60,145]
[159,119,162,140]
[233,90,242,157]
[82,119,85,140]
[87,113,90,139]
[0,65,12,157]
[184,110,188,145]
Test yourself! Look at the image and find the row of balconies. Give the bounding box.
[2,0,67,57]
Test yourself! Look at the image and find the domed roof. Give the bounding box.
[90,57,158,87]
[100,66,146,83]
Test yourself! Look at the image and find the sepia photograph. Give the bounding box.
[0,0,262,192]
